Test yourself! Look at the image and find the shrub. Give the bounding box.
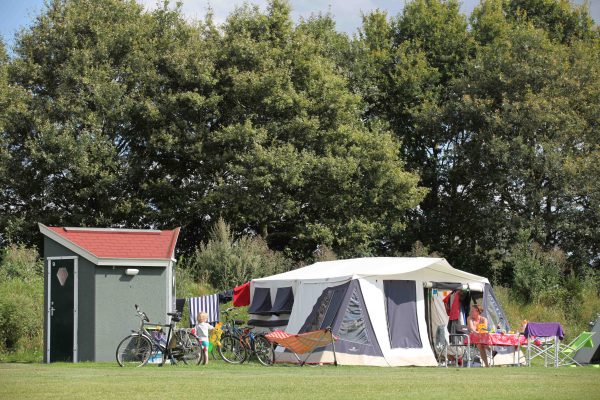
[507,230,564,303]
[0,244,43,282]
[182,218,294,291]
[0,277,44,357]
[0,245,44,359]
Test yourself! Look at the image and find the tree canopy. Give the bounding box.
[1,0,598,277]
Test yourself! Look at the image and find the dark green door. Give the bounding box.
[50,259,75,362]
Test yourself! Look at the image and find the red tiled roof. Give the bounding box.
[46,226,180,260]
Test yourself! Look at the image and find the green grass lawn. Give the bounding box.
[1,360,598,400]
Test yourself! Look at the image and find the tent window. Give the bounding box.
[301,283,349,333]
[338,287,369,345]
[248,288,272,315]
[305,290,333,332]
[270,287,294,314]
[384,280,422,349]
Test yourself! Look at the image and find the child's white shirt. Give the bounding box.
[195,322,214,340]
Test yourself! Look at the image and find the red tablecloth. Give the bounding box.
[468,332,527,346]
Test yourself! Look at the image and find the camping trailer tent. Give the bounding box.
[39,223,179,363]
[249,257,512,366]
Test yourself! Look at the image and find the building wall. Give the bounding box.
[43,238,96,362]
[43,237,169,362]
[94,266,167,362]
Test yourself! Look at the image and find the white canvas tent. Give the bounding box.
[249,257,511,367]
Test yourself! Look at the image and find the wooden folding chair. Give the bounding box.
[265,328,338,366]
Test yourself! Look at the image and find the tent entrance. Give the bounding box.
[299,280,382,357]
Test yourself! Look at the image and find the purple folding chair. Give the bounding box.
[524,322,564,367]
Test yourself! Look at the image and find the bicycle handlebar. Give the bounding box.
[134,304,150,322]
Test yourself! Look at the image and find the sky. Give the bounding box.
[1,0,599,51]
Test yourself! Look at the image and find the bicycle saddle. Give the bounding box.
[168,312,182,322]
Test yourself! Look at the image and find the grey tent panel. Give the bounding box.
[300,282,349,332]
[575,315,600,364]
[248,319,289,328]
[300,280,382,357]
[271,286,294,314]
[249,287,272,315]
[332,281,383,357]
[482,283,510,330]
[384,280,422,349]
[431,282,463,290]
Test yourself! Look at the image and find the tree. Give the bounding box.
[445,7,600,273]
[195,0,425,258]
[351,1,473,259]
[1,0,425,260]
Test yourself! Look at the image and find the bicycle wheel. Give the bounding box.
[116,334,153,367]
[254,335,274,366]
[183,332,203,365]
[218,334,247,364]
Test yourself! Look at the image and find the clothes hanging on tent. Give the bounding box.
[188,294,220,327]
[233,282,250,307]
[218,289,234,304]
[443,290,461,321]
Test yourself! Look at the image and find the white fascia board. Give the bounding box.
[96,258,170,267]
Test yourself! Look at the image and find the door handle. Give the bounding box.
[50,301,55,317]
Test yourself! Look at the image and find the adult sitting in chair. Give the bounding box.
[468,304,490,367]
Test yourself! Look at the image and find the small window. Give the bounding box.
[338,288,369,345]
[249,288,272,315]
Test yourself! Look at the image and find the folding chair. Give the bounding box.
[555,331,595,367]
[448,324,472,368]
[524,322,564,367]
[265,328,338,366]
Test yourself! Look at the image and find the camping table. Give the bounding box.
[468,332,527,366]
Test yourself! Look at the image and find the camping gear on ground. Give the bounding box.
[250,257,511,366]
[525,322,564,367]
[265,328,338,366]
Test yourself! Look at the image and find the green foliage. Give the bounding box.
[0,244,43,282]
[1,0,425,260]
[0,245,43,358]
[498,230,600,337]
[508,231,564,303]
[0,279,43,359]
[495,284,600,341]
[181,218,294,290]
[503,0,597,43]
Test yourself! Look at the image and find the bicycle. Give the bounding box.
[115,304,204,367]
[240,326,274,366]
[217,308,273,366]
[217,308,248,364]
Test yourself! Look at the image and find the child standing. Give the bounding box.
[195,312,214,365]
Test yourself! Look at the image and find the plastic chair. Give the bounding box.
[555,331,595,367]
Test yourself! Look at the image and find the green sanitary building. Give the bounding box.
[39,223,180,362]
